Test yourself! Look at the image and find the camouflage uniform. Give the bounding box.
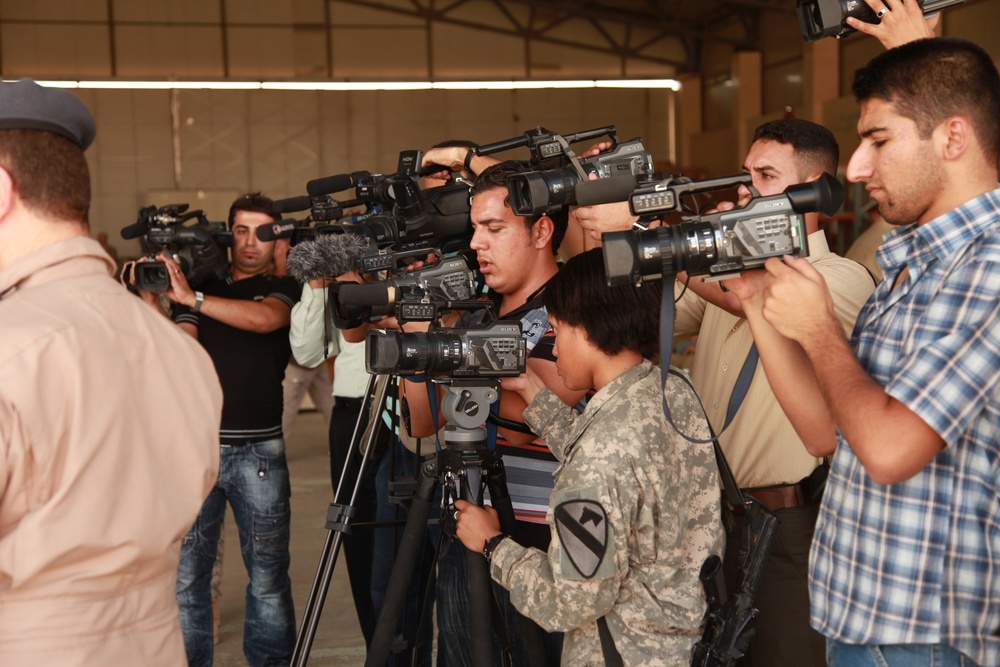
[489,360,724,666]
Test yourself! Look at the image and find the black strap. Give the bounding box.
[661,277,756,507]
[597,616,624,667]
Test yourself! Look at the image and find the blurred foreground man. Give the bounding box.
[0,79,222,666]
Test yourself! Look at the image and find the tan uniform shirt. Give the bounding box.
[0,237,222,667]
[674,232,874,487]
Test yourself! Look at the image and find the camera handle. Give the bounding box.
[291,371,393,667]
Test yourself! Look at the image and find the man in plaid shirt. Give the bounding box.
[725,37,1000,667]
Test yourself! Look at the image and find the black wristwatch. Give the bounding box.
[482,533,507,563]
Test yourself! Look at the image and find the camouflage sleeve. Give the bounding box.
[490,479,628,632]
[523,388,581,462]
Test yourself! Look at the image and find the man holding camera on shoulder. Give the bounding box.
[401,159,587,665]
[141,193,300,667]
[572,119,875,665]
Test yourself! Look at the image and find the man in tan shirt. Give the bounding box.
[0,79,222,667]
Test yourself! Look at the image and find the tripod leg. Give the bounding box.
[364,456,439,667]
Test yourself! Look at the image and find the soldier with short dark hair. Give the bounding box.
[454,249,724,666]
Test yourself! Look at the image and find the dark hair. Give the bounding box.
[0,129,90,225]
[543,248,662,358]
[752,118,839,178]
[470,160,568,254]
[852,37,1000,165]
[227,192,278,229]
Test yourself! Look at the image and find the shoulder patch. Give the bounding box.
[554,499,609,579]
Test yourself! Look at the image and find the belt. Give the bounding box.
[722,483,810,514]
[335,395,364,409]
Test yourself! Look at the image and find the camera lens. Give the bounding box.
[366,330,464,376]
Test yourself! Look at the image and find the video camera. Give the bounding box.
[468,125,654,218]
[602,172,845,283]
[331,253,481,328]
[796,0,964,41]
[365,322,526,378]
[121,203,231,292]
[300,150,473,257]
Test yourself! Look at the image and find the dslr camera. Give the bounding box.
[797,0,964,41]
[121,204,232,292]
[603,172,845,283]
[365,322,526,378]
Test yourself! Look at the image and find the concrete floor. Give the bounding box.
[213,409,368,666]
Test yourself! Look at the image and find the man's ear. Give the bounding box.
[532,215,555,249]
[935,116,971,162]
[0,166,16,223]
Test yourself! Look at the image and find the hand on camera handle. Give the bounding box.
[847,0,939,50]
[154,253,197,308]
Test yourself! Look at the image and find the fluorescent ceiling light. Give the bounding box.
[32,78,681,92]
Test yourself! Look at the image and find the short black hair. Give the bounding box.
[0,129,90,225]
[470,160,568,255]
[752,118,839,178]
[228,192,278,230]
[542,248,661,358]
[852,37,1000,165]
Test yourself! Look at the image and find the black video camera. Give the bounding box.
[796,0,963,41]
[121,204,232,292]
[365,322,526,378]
[304,150,473,257]
[332,253,480,328]
[603,172,845,283]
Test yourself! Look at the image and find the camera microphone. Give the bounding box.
[256,220,299,242]
[274,195,313,214]
[285,232,373,282]
[573,174,639,207]
[121,220,149,240]
[307,171,369,197]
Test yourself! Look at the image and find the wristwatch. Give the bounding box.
[482,533,507,563]
[193,291,205,313]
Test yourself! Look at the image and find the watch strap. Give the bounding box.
[482,533,507,562]
[193,291,205,313]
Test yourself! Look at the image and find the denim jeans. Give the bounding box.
[176,438,296,667]
[827,640,978,667]
[436,536,563,667]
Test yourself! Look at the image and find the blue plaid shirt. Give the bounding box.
[809,187,1000,666]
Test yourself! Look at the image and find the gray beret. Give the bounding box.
[0,79,96,150]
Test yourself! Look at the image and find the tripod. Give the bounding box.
[291,371,392,667]
[364,380,519,667]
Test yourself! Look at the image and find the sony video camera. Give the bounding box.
[603,172,845,283]
[332,253,480,328]
[797,0,963,41]
[365,322,526,378]
[121,204,232,292]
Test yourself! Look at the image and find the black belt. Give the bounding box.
[335,395,364,409]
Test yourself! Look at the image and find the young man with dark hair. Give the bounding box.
[402,160,582,665]
[152,192,301,667]
[729,37,1000,667]
[453,249,723,666]
[0,79,222,666]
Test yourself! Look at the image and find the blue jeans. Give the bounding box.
[827,640,978,667]
[176,438,296,667]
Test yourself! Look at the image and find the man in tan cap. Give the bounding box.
[0,79,223,666]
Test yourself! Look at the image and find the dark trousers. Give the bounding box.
[329,396,384,648]
[722,501,826,667]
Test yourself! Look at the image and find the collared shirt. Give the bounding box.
[809,187,1000,666]
[0,237,222,666]
[674,231,874,487]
